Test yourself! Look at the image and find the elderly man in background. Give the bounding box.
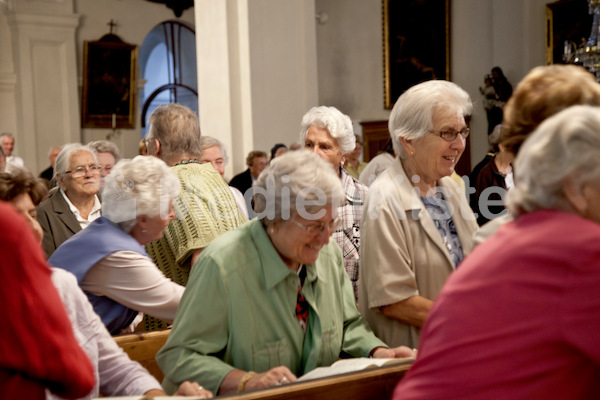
[39,146,62,186]
[300,106,367,301]
[143,103,246,330]
[199,136,249,218]
[229,150,267,217]
[1,132,26,174]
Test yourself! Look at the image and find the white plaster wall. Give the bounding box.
[316,0,550,173]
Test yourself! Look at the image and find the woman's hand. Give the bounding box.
[245,366,297,391]
[371,346,416,359]
[174,381,213,398]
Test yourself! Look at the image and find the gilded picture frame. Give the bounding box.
[383,0,451,109]
[81,35,137,129]
[545,0,592,65]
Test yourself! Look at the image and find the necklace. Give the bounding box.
[174,159,201,166]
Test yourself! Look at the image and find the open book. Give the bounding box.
[298,357,414,382]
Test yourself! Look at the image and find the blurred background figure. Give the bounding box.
[0,146,5,172]
[344,134,367,179]
[288,142,302,151]
[358,138,397,186]
[486,66,513,133]
[88,139,121,180]
[48,156,184,335]
[229,150,267,218]
[359,80,477,349]
[36,143,101,258]
[269,143,288,162]
[199,136,248,218]
[156,150,415,396]
[470,124,514,226]
[1,132,26,174]
[479,74,498,134]
[139,138,148,155]
[394,105,600,400]
[39,146,62,188]
[300,105,367,300]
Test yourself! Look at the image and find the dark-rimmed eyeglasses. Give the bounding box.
[291,216,342,234]
[64,165,101,178]
[429,128,470,142]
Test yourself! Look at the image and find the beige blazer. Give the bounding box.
[358,158,478,348]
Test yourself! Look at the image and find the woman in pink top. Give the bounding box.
[394,105,600,399]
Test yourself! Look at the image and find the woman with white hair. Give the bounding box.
[359,80,478,349]
[394,105,600,399]
[88,139,121,178]
[48,155,185,334]
[37,143,102,257]
[300,105,367,300]
[156,150,415,396]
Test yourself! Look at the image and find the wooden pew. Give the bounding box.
[221,360,413,400]
[113,329,170,383]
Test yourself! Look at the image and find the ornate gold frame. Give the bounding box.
[81,36,137,129]
[383,0,451,109]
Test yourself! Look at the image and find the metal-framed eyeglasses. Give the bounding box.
[291,216,342,235]
[429,128,470,142]
[64,164,102,178]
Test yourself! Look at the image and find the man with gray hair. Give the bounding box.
[1,132,26,174]
[143,104,247,330]
[300,105,367,301]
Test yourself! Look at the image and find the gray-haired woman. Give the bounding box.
[394,105,600,399]
[37,143,102,257]
[157,150,415,396]
[359,80,478,349]
[48,155,185,334]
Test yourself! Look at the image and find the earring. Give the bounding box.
[142,229,147,233]
[410,151,415,156]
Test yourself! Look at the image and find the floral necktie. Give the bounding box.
[296,265,309,332]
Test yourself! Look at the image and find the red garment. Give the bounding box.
[394,210,600,400]
[0,203,95,399]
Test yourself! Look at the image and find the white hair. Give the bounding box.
[199,136,229,165]
[102,155,180,232]
[388,80,473,158]
[509,105,600,216]
[299,106,356,155]
[54,143,98,184]
[253,149,344,224]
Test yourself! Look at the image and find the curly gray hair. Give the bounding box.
[299,106,356,155]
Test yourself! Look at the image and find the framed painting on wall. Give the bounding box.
[81,34,137,129]
[383,0,450,109]
[546,0,592,65]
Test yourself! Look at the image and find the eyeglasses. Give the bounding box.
[64,165,101,178]
[429,128,470,142]
[291,216,342,234]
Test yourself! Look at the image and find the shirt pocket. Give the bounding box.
[251,339,290,372]
[317,327,341,365]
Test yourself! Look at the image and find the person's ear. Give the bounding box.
[563,176,588,215]
[401,137,415,156]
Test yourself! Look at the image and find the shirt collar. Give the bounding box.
[60,188,102,218]
[249,219,326,290]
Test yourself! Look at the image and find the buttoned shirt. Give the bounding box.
[359,159,478,348]
[60,188,102,230]
[332,168,367,300]
[156,219,386,394]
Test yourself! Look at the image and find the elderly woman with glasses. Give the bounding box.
[156,150,415,396]
[48,156,185,335]
[394,105,600,400]
[37,143,102,257]
[359,80,478,350]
